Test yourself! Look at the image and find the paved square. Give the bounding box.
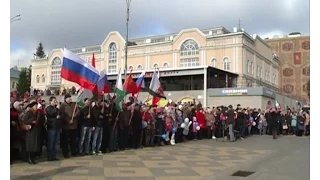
[11,135,308,179]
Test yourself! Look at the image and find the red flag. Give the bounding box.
[91,53,96,68]
[123,72,139,94]
[152,96,161,106]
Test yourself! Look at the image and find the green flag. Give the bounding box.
[114,70,126,111]
[76,89,93,108]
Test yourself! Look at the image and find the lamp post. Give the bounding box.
[10,14,21,23]
[124,0,131,78]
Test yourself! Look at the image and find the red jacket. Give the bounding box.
[196,111,206,129]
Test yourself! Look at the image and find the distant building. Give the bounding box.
[265,33,310,103]
[29,26,300,109]
[10,66,20,92]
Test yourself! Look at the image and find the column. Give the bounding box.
[203,67,207,107]
[225,74,229,88]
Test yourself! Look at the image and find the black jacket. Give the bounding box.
[93,105,106,127]
[81,106,95,127]
[224,109,235,125]
[132,109,142,130]
[236,111,245,125]
[45,105,62,129]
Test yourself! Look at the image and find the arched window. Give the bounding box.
[51,57,62,85]
[223,57,230,71]
[251,62,254,75]
[137,65,143,70]
[41,74,45,83]
[128,66,133,70]
[256,66,259,77]
[180,39,199,56]
[211,58,217,67]
[36,75,40,83]
[108,43,117,73]
[153,63,159,69]
[163,62,169,68]
[247,60,250,73]
[179,39,200,67]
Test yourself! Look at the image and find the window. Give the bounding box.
[137,65,143,70]
[257,66,259,77]
[153,64,159,69]
[108,43,117,73]
[163,62,169,68]
[42,74,45,83]
[51,57,62,85]
[180,58,200,67]
[36,75,40,83]
[211,58,217,67]
[264,70,268,81]
[260,67,263,78]
[180,39,199,56]
[128,66,133,70]
[247,60,250,73]
[274,75,277,84]
[11,82,15,88]
[223,57,230,71]
[251,62,254,75]
[108,65,117,73]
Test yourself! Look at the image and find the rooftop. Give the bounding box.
[10,66,20,78]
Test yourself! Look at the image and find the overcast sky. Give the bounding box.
[10,0,310,67]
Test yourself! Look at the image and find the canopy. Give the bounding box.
[180,97,194,104]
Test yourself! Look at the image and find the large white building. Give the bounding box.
[30,26,300,109]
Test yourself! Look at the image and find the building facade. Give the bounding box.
[265,34,310,103]
[31,26,282,107]
[10,66,20,92]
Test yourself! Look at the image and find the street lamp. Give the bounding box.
[124,0,131,78]
[10,14,21,23]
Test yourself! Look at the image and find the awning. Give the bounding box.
[180,97,194,104]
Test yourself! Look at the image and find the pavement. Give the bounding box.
[10,135,310,180]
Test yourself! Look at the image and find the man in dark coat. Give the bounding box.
[101,101,111,153]
[118,103,131,150]
[131,104,142,149]
[78,98,95,155]
[270,108,279,139]
[109,101,119,152]
[92,100,106,155]
[45,96,61,161]
[224,105,235,142]
[60,94,80,158]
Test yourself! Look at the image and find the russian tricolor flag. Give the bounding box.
[96,70,111,94]
[61,48,100,91]
[135,71,145,92]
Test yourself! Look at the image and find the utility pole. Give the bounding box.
[124,0,131,78]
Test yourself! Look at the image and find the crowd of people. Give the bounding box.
[10,94,310,165]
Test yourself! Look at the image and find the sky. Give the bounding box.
[10,0,310,67]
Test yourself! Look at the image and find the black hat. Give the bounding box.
[26,101,37,109]
[64,94,71,99]
[228,105,233,109]
[237,104,241,107]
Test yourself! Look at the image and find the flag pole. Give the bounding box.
[70,90,83,124]
[113,112,120,130]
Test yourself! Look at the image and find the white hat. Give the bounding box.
[13,101,22,109]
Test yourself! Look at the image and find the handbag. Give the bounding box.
[282,124,288,130]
